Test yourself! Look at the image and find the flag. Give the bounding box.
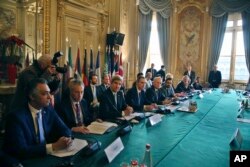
[118,52,123,77]
[62,46,73,94]
[89,48,94,78]
[112,50,119,76]
[108,47,112,78]
[67,46,73,78]
[74,48,81,77]
[95,49,101,85]
[82,48,89,86]
[103,46,109,75]
[25,52,29,68]
[109,48,115,76]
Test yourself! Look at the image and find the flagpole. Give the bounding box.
[127,62,129,89]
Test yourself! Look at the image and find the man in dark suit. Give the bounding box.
[99,75,133,120]
[3,78,72,160]
[145,77,170,105]
[175,75,193,93]
[208,65,222,88]
[97,74,110,101]
[11,55,61,111]
[145,63,157,80]
[55,79,93,134]
[184,65,195,84]
[84,74,100,119]
[156,65,166,82]
[160,77,177,100]
[126,76,155,111]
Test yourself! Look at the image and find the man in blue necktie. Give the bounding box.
[3,78,72,160]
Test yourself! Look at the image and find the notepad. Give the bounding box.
[50,138,88,157]
[87,121,118,134]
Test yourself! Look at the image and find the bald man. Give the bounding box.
[11,54,61,111]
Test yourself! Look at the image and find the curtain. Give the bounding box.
[138,10,153,72]
[208,14,228,70]
[157,13,170,66]
[138,0,172,72]
[242,10,250,72]
[209,0,250,71]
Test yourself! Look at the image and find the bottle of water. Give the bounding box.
[141,144,152,167]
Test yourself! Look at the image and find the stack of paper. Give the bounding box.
[87,121,118,134]
[50,138,88,157]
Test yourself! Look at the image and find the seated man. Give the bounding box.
[160,77,177,103]
[55,79,93,134]
[99,75,133,120]
[3,78,72,160]
[125,76,155,112]
[145,77,170,105]
[145,72,153,90]
[193,76,203,90]
[175,75,193,93]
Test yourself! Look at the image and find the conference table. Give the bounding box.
[23,89,250,167]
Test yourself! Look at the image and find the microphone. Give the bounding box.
[78,136,101,156]
[106,92,133,136]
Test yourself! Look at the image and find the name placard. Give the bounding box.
[229,128,243,150]
[104,137,124,163]
[198,93,204,99]
[148,114,162,126]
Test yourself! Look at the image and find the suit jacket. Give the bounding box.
[145,86,165,105]
[99,88,127,120]
[97,84,108,102]
[84,85,95,106]
[145,68,157,79]
[125,87,147,111]
[55,96,93,128]
[160,85,175,98]
[208,70,222,88]
[175,81,192,93]
[3,105,71,159]
[156,69,166,82]
[184,70,196,84]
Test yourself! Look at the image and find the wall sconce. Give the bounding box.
[175,7,177,13]
[206,6,209,12]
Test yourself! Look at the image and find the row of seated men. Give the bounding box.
[0,54,213,166]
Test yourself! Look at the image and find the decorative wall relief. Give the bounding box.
[0,7,16,38]
[177,6,203,75]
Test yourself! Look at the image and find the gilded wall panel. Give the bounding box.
[0,7,16,38]
[176,6,204,81]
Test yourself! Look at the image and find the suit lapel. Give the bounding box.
[26,109,38,143]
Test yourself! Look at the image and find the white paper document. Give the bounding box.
[87,121,118,134]
[237,118,250,123]
[50,138,88,157]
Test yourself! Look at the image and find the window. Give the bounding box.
[217,13,249,83]
[143,12,163,74]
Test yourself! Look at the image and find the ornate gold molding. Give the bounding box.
[43,0,50,54]
[57,0,64,21]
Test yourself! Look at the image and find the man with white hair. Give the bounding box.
[175,75,193,93]
[145,77,170,105]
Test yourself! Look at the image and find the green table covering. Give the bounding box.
[22,89,250,167]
